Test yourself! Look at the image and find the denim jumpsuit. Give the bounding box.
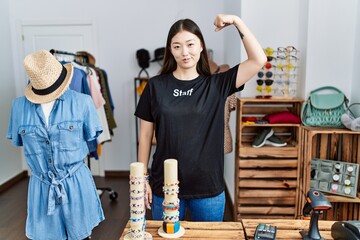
[7,89,104,240]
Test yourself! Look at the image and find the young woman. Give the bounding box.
[135,14,266,221]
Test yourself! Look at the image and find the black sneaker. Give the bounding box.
[265,135,287,147]
[252,128,274,148]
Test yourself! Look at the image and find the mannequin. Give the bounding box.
[41,100,55,127]
[7,50,104,240]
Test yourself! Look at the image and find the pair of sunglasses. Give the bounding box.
[267,56,277,62]
[255,95,272,99]
[258,71,273,78]
[264,47,275,56]
[273,73,296,79]
[273,88,296,95]
[277,46,299,54]
[274,63,297,71]
[277,55,298,61]
[276,80,297,85]
[257,79,274,86]
[265,62,273,69]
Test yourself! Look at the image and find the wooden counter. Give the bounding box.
[120,219,335,239]
[242,219,334,240]
[120,220,243,239]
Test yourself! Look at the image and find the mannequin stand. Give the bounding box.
[87,155,118,200]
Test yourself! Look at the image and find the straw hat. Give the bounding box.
[209,59,230,74]
[76,51,96,65]
[24,50,73,104]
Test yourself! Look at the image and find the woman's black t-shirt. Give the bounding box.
[135,64,243,199]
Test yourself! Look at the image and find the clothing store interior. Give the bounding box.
[1,0,360,239]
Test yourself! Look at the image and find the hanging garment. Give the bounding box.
[72,62,105,108]
[72,62,111,144]
[224,94,237,154]
[69,66,91,96]
[95,68,117,135]
[69,64,99,159]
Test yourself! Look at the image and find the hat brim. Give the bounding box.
[25,63,73,104]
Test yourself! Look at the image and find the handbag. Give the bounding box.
[301,86,349,127]
[341,103,360,131]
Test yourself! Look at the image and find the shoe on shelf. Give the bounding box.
[265,135,287,147]
[252,127,274,148]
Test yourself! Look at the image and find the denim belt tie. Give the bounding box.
[32,161,84,215]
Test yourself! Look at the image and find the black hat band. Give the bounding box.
[32,65,67,95]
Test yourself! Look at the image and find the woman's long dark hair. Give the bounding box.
[160,19,211,76]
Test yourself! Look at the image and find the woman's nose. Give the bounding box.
[181,47,189,55]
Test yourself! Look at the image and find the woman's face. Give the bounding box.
[170,30,203,71]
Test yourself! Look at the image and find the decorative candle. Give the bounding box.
[164,159,178,204]
[158,159,185,238]
[125,162,152,240]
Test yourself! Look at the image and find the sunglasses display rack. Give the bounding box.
[256,46,299,99]
[310,159,359,198]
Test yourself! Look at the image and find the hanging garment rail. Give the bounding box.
[50,49,89,64]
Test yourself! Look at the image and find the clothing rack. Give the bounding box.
[50,49,89,64]
[51,48,118,201]
[50,49,76,56]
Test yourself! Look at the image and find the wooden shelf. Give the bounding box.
[326,194,360,203]
[235,97,303,220]
[301,126,359,134]
[239,142,298,159]
[299,127,360,220]
[242,123,301,128]
[239,97,303,103]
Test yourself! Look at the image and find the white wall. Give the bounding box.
[351,1,360,116]
[0,0,23,185]
[1,1,360,208]
[240,0,302,98]
[304,0,357,98]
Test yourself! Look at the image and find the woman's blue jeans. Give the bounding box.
[151,191,225,221]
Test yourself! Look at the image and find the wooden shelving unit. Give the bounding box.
[235,98,360,221]
[235,97,303,220]
[299,126,360,221]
